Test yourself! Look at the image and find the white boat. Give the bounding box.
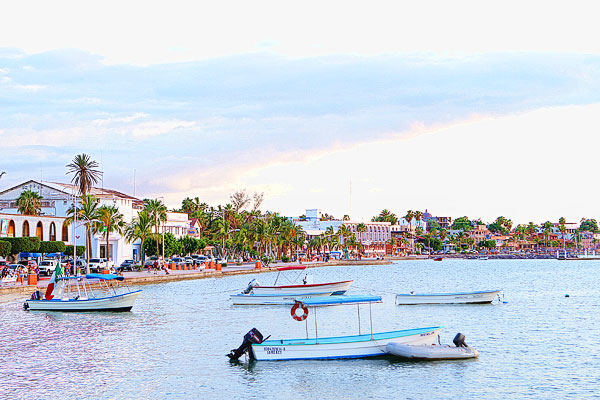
[230,291,334,305]
[386,340,480,360]
[243,266,353,296]
[227,295,443,361]
[395,290,501,305]
[24,273,141,312]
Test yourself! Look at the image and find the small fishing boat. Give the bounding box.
[395,289,501,305]
[432,257,443,262]
[24,273,141,312]
[386,333,480,360]
[242,266,353,296]
[227,295,443,361]
[230,291,334,305]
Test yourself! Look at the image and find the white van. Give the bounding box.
[38,260,58,276]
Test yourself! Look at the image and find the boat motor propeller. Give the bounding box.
[227,328,265,361]
[453,333,468,348]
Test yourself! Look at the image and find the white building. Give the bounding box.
[0,180,143,263]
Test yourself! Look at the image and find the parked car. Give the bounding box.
[184,256,194,266]
[38,259,59,276]
[116,259,135,272]
[0,260,7,268]
[88,258,107,273]
[171,257,186,266]
[18,260,38,269]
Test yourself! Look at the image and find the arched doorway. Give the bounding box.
[50,222,56,241]
[36,221,43,240]
[22,221,30,237]
[8,220,15,237]
[62,224,69,242]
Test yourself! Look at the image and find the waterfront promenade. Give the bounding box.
[0,258,391,299]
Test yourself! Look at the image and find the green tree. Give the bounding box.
[579,219,599,233]
[16,189,43,215]
[451,216,473,231]
[97,205,125,263]
[0,240,11,258]
[38,241,66,255]
[2,237,40,260]
[144,198,168,258]
[125,211,155,263]
[372,209,398,225]
[144,233,183,258]
[66,153,102,196]
[65,194,100,272]
[64,245,85,257]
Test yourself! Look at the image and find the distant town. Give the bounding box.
[1,155,598,266]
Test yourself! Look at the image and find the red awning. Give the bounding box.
[276,266,307,271]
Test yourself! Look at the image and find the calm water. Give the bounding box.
[1,260,599,399]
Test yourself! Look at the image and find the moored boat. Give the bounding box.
[242,266,353,296]
[230,291,334,305]
[227,295,443,361]
[395,289,501,305]
[386,333,480,360]
[24,273,141,312]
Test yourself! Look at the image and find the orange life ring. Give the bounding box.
[291,303,309,321]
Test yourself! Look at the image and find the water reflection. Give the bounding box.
[1,260,600,399]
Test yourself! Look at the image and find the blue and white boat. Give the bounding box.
[24,273,141,312]
[395,289,501,305]
[227,295,443,361]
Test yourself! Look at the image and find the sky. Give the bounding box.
[2,1,600,225]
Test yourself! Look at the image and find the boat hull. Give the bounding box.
[251,280,353,296]
[386,342,480,360]
[251,327,442,360]
[25,290,142,311]
[231,292,333,305]
[395,290,500,305]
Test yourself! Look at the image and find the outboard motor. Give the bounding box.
[243,279,260,294]
[30,290,42,300]
[227,328,265,360]
[453,332,468,348]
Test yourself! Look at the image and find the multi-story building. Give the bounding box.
[0,180,143,263]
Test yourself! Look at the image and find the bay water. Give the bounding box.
[1,259,598,399]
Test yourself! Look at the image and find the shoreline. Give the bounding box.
[0,259,391,301]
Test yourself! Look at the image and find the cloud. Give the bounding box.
[2,49,600,218]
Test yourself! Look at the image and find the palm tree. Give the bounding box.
[65,194,100,273]
[16,189,43,215]
[404,210,414,253]
[145,198,168,258]
[125,211,155,264]
[97,205,125,265]
[66,154,103,196]
[558,217,566,250]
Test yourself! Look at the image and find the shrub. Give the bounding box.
[39,241,66,254]
[281,255,290,262]
[0,240,11,258]
[2,237,40,256]
[221,263,227,268]
[65,245,85,257]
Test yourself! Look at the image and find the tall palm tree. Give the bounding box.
[404,210,414,253]
[144,198,168,258]
[65,194,100,273]
[97,205,125,264]
[16,189,43,215]
[558,217,566,249]
[66,154,103,196]
[125,211,155,264]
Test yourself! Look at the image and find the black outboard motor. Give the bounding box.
[30,290,42,300]
[453,332,468,348]
[227,328,264,360]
